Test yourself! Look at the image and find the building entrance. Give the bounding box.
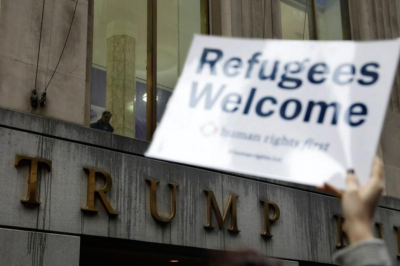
[80,236,212,266]
[79,236,335,266]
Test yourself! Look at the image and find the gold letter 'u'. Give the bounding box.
[145,179,179,223]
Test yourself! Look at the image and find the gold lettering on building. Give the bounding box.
[81,167,118,216]
[334,215,346,248]
[12,153,400,256]
[204,190,240,232]
[260,200,280,237]
[145,179,179,223]
[375,222,383,239]
[15,155,52,206]
[394,226,400,257]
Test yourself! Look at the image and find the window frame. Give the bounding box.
[311,0,352,40]
[87,0,210,140]
[280,0,351,40]
[147,0,210,141]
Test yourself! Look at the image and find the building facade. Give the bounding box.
[1,0,400,265]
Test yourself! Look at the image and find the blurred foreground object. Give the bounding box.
[146,36,400,190]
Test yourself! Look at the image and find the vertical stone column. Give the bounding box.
[106,21,137,137]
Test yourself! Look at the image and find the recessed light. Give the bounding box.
[170,260,179,263]
[142,93,158,102]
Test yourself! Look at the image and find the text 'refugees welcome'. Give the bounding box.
[189,48,380,127]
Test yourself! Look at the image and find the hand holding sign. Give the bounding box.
[146,36,400,189]
[320,157,384,248]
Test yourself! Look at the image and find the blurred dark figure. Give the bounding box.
[212,250,281,266]
[90,111,114,133]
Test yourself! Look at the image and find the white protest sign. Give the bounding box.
[146,35,400,189]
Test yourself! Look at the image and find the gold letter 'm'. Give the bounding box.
[145,179,179,223]
[204,190,240,232]
[260,200,280,237]
[15,155,52,206]
[81,167,118,216]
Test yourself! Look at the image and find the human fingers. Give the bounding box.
[364,157,384,195]
[346,169,360,191]
[371,156,384,182]
[363,157,385,207]
[317,183,343,198]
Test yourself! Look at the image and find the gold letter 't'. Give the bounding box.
[15,155,52,207]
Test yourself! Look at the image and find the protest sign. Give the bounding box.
[146,35,400,189]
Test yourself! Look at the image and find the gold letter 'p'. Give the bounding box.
[260,200,280,237]
[145,179,179,223]
[81,167,118,216]
[15,155,52,206]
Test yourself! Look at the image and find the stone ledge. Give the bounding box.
[0,107,44,133]
[43,117,113,149]
[0,107,149,156]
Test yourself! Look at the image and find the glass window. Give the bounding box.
[90,0,207,139]
[281,0,314,40]
[156,0,206,122]
[281,0,350,40]
[91,0,147,139]
[317,0,351,40]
